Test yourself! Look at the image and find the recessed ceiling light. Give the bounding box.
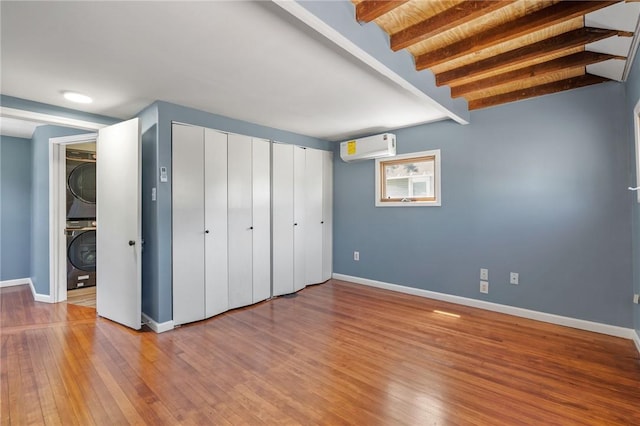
[62,91,93,104]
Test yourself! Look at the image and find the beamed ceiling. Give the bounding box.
[352,0,639,110]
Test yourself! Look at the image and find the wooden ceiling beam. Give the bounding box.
[355,0,410,23]
[467,74,610,110]
[390,0,517,51]
[451,51,622,98]
[436,28,626,86]
[415,1,619,70]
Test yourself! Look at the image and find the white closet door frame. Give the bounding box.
[172,124,206,325]
[293,146,306,292]
[272,143,295,296]
[204,129,229,318]
[252,138,271,303]
[227,133,254,309]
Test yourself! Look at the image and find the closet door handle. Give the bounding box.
[294,223,298,226]
[205,230,210,234]
[128,240,135,246]
[321,221,324,224]
[249,226,254,230]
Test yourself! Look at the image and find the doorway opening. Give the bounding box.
[50,133,97,306]
[65,141,97,308]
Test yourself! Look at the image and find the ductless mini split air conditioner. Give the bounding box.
[340,133,396,162]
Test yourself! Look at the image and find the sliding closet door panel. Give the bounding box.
[304,148,324,285]
[252,138,271,303]
[228,133,253,309]
[293,146,306,292]
[172,124,205,325]
[272,143,294,296]
[322,150,333,282]
[204,129,229,318]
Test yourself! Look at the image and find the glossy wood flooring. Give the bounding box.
[66,286,96,309]
[2,280,640,425]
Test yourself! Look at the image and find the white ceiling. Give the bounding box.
[0,117,41,139]
[0,1,451,141]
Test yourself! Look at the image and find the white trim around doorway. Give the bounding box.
[49,133,98,303]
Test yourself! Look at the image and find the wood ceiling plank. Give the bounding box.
[436,27,625,86]
[451,51,621,98]
[415,1,619,70]
[390,0,517,51]
[355,0,411,23]
[467,74,610,110]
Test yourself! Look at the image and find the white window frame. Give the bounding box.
[375,149,441,207]
[634,98,640,203]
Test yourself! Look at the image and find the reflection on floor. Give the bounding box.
[67,286,96,308]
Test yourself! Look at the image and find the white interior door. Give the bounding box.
[272,143,294,296]
[304,148,324,285]
[172,124,206,325]
[96,118,141,330]
[228,134,253,309]
[252,138,271,303]
[322,150,333,282]
[204,129,229,318]
[293,146,306,292]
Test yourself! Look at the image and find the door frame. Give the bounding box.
[49,133,98,303]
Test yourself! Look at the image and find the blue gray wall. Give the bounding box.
[0,136,32,280]
[0,96,118,295]
[138,103,160,320]
[333,82,632,328]
[143,101,331,323]
[29,126,92,294]
[625,50,640,336]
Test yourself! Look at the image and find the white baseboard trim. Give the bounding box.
[333,273,635,340]
[633,330,640,355]
[0,277,31,288]
[142,313,174,333]
[28,278,53,303]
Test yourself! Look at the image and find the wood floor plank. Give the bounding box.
[2,282,640,424]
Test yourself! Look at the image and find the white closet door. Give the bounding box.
[252,138,271,303]
[272,143,294,296]
[172,124,206,325]
[322,150,333,282]
[228,133,254,309]
[304,148,324,285]
[204,129,229,318]
[293,146,306,292]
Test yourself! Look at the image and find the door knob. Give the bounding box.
[128,240,135,246]
[321,221,324,224]
[205,230,210,234]
[294,223,298,226]
[249,226,254,230]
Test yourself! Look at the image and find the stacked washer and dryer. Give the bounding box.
[66,146,97,291]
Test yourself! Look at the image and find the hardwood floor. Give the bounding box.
[2,280,640,425]
[66,286,96,309]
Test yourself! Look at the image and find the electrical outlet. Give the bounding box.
[480,281,489,294]
[480,268,489,280]
[510,272,519,285]
[634,294,639,304]
[354,251,359,261]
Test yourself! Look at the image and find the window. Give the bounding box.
[375,149,441,207]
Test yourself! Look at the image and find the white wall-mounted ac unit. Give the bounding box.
[340,133,396,162]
